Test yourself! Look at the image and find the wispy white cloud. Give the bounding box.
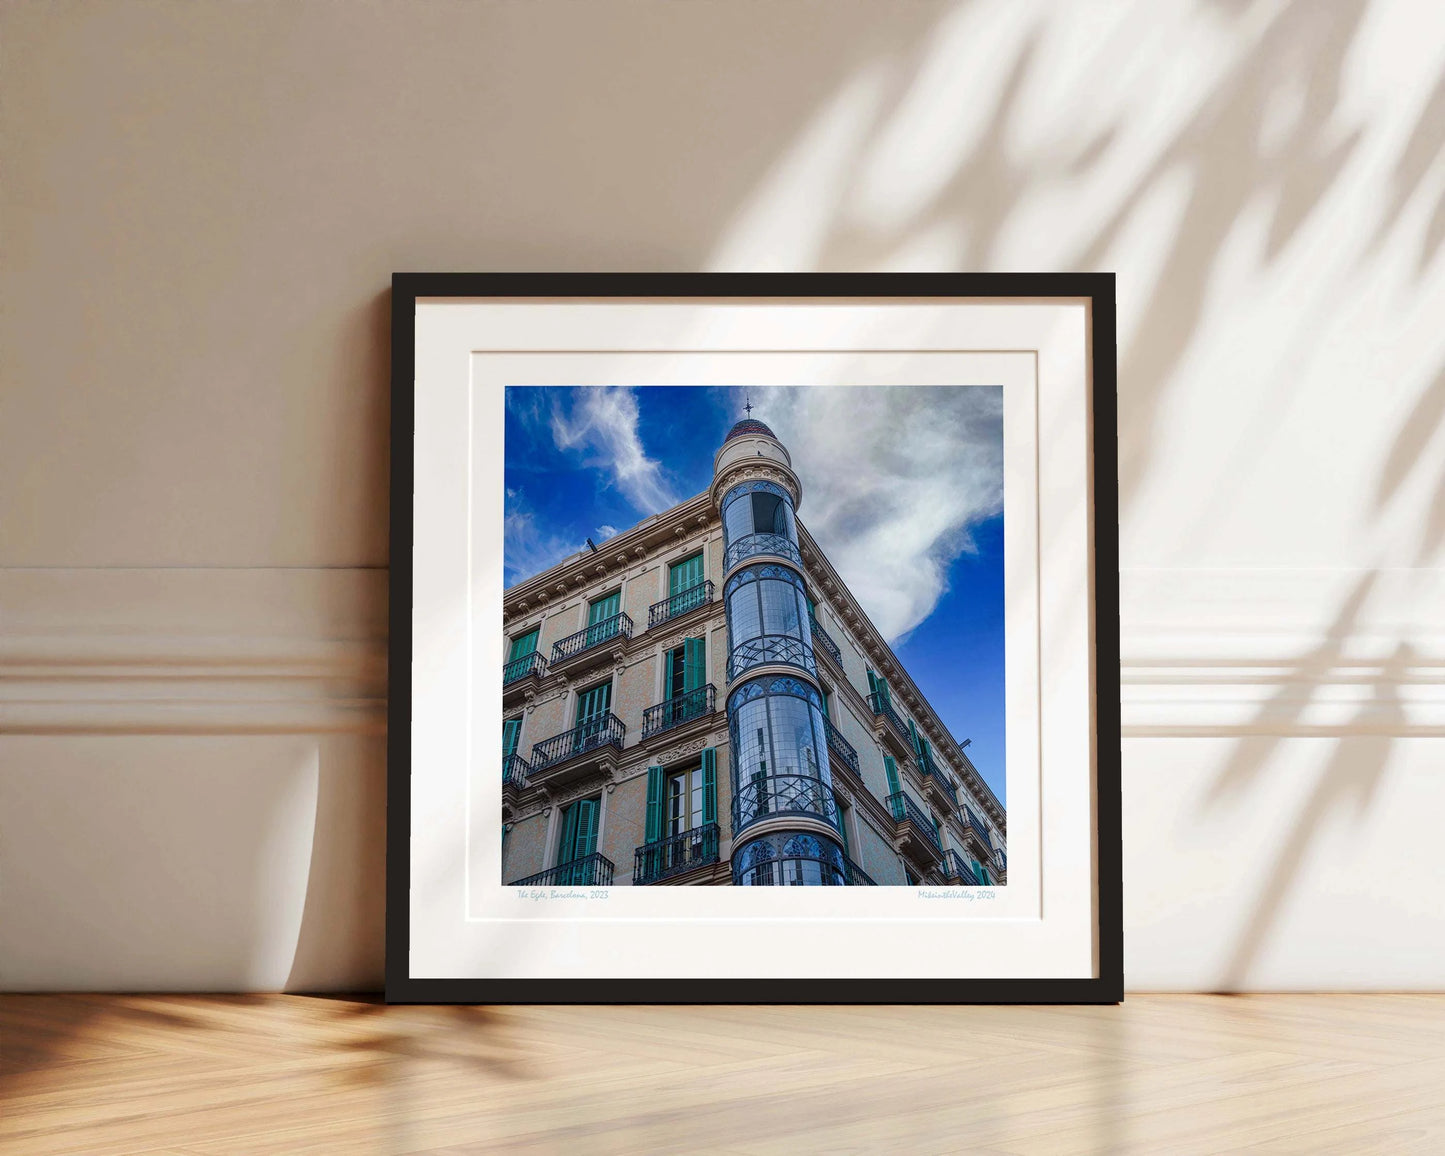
[595,524,619,540]
[748,385,1003,642]
[550,387,677,514]
[503,500,579,588]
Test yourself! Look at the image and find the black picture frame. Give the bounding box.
[386,273,1121,1005]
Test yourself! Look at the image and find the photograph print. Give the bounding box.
[499,385,1007,889]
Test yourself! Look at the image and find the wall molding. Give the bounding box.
[1118,566,1445,736]
[6,564,1440,736]
[0,567,386,735]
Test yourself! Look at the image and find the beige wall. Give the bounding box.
[4,0,1444,991]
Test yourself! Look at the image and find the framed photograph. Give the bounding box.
[387,273,1120,1003]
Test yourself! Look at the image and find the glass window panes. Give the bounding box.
[721,482,796,549]
[724,567,810,671]
[666,765,706,836]
[730,686,833,829]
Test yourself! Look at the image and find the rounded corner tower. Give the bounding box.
[713,416,849,885]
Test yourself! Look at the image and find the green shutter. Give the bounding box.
[557,803,580,866]
[867,670,878,696]
[879,677,892,709]
[503,717,521,756]
[575,799,598,858]
[509,629,538,660]
[588,591,620,629]
[821,689,832,721]
[576,680,611,725]
[663,647,676,700]
[669,553,703,595]
[908,718,921,756]
[683,637,705,692]
[837,805,851,858]
[645,766,664,843]
[701,748,717,824]
[884,756,903,820]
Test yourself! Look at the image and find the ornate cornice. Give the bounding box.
[503,492,718,622]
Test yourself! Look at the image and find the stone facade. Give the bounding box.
[501,421,1006,887]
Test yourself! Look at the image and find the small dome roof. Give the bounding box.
[723,418,778,444]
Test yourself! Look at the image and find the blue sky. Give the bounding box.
[504,385,1006,803]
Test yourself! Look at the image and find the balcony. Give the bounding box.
[633,822,721,884]
[821,716,859,778]
[887,790,944,873]
[647,581,715,630]
[510,852,615,888]
[868,692,915,761]
[723,532,802,572]
[727,633,816,681]
[941,849,981,885]
[502,753,530,818]
[731,828,877,886]
[917,749,959,811]
[808,613,843,667]
[549,612,633,677]
[841,854,879,886]
[960,808,995,858]
[502,752,531,789]
[732,773,840,839]
[642,683,716,740]
[502,650,547,705]
[528,712,626,787]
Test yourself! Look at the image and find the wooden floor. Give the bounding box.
[2,995,1443,1154]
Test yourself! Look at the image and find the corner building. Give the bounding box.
[501,419,1006,888]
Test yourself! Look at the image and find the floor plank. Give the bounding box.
[1,995,1441,1155]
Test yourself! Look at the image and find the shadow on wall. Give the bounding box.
[6,0,1444,998]
[702,0,1445,986]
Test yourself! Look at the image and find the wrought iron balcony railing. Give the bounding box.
[726,633,816,680]
[808,613,842,665]
[723,532,803,571]
[868,691,912,746]
[842,854,879,886]
[502,650,547,685]
[633,822,721,884]
[941,848,981,885]
[647,581,715,629]
[529,712,626,772]
[732,772,840,836]
[642,683,716,739]
[732,829,877,886]
[887,791,943,855]
[550,612,634,664]
[502,752,531,788]
[917,749,959,806]
[511,852,615,888]
[821,715,859,777]
[961,807,994,851]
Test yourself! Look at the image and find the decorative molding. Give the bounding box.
[1118,567,1445,736]
[0,566,385,735]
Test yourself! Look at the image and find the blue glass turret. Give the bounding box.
[713,417,852,885]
